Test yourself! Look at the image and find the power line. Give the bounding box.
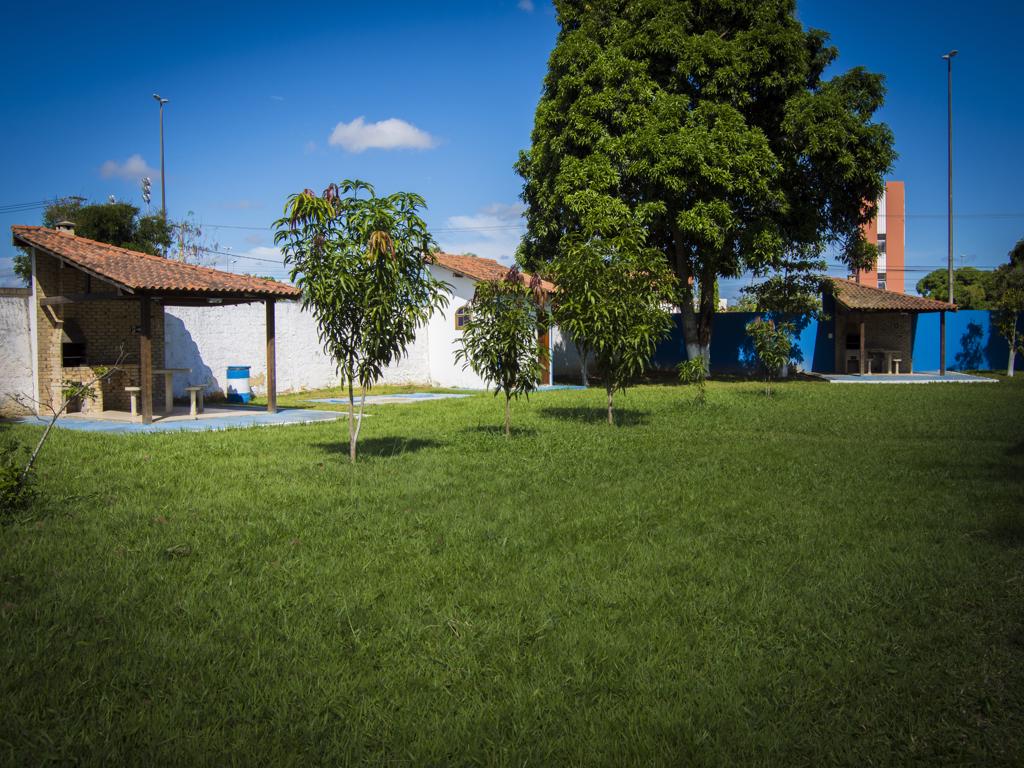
[0,196,86,215]
[202,221,532,233]
[201,212,1024,233]
[197,246,285,265]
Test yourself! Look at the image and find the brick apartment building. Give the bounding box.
[856,180,905,294]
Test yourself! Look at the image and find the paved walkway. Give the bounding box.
[814,371,997,384]
[9,406,344,433]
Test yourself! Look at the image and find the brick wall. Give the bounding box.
[836,311,914,373]
[33,250,165,414]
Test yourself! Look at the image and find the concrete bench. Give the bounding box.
[124,386,141,422]
[185,386,205,418]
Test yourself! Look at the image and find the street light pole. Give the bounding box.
[942,51,957,306]
[152,93,169,220]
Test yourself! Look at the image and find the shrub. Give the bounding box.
[678,358,709,405]
[746,317,794,395]
[0,441,33,520]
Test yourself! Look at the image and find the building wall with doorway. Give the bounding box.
[857,181,906,293]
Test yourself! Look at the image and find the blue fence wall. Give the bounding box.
[651,312,827,373]
[651,306,1014,374]
[912,310,1013,372]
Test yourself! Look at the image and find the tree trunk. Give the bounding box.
[1009,325,1017,377]
[606,385,614,426]
[695,262,716,369]
[504,394,511,437]
[347,376,356,463]
[351,387,367,462]
[671,228,712,368]
[580,350,589,387]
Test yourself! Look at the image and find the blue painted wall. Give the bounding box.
[651,312,830,373]
[912,310,1015,372]
[651,305,1015,374]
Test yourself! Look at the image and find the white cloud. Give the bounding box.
[99,154,157,181]
[304,140,317,154]
[437,203,527,265]
[270,95,285,102]
[328,117,437,153]
[518,0,535,11]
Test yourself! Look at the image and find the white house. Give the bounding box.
[426,253,555,389]
[161,253,559,395]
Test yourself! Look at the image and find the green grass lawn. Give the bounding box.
[2,377,1023,765]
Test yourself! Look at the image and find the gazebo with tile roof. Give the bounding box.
[12,224,300,424]
[828,278,956,375]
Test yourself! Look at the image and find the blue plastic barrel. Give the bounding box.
[226,366,252,403]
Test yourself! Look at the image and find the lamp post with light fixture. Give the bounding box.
[938,50,958,376]
[152,93,168,220]
[941,50,957,306]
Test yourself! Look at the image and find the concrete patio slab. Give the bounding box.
[8,405,344,433]
[308,393,473,405]
[812,371,997,384]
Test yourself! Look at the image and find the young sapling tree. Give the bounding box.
[551,229,677,425]
[274,181,450,462]
[678,358,709,406]
[746,317,794,395]
[455,268,550,436]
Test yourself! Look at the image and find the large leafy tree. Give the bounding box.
[990,238,1024,376]
[550,225,677,424]
[916,266,996,309]
[516,0,895,365]
[43,199,172,254]
[455,268,549,436]
[274,181,451,462]
[14,198,173,281]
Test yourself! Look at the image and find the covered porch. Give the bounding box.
[13,224,301,425]
[829,278,957,377]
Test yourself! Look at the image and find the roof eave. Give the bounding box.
[15,234,136,294]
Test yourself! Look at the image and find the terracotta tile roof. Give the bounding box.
[432,252,556,293]
[12,225,299,298]
[830,278,955,312]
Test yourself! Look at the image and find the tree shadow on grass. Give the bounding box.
[314,437,443,458]
[985,510,1024,548]
[463,424,539,438]
[539,406,650,427]
[1006,440,1024,457]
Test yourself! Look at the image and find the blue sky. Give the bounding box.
[1,1,1022,300]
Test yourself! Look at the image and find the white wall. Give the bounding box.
[426,265,490,389]
[164,298,435,397]
[165,301,337,396]
[162,266,564,396]
[0,289,34,416]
